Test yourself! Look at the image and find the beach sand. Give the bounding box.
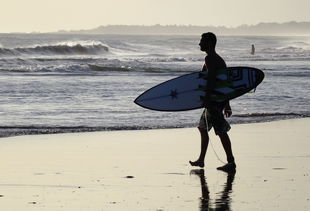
[0,118,309,210]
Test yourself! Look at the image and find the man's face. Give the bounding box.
[199,38,208,52]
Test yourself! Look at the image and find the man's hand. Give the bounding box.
[224,103,232,118]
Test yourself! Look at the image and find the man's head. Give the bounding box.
[199,32,217,53]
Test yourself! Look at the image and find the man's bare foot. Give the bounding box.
[216,162,236,172]
[189,160,204,168]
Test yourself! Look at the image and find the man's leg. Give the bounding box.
[217,133,236,171]
[219,133,234,163]
[190,128,209,168]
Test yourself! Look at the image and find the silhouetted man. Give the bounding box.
[190,32,236,172]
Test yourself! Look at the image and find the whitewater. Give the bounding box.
[0,34,309,137]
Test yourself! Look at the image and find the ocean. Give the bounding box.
[0,34,309,137]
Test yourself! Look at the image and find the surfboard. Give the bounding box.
[134,66,264,111]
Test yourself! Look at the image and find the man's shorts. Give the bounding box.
[198,102,231,136]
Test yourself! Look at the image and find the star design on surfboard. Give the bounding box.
[170,89,178,99]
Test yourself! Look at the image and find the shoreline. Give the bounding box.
[0,116,308,139]
[0,118,309,210]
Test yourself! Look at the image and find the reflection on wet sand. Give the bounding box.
[190,169,235,211]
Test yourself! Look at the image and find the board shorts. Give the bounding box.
[198,102,231,136]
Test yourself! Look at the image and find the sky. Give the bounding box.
[1,0,310,33]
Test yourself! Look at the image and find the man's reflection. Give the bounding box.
[190,169,235,211]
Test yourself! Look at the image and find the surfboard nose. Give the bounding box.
[256,69,265,84]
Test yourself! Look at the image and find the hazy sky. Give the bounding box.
[1,0,310,33]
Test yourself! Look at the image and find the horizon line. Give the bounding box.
[1,20,309,34]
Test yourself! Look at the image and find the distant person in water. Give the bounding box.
[251,44,255,55]
[189,32,236,172]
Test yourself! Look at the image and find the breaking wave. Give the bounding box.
[88,64,185,73]
[0,43,109,56]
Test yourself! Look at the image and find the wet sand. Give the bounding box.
[0,118,309,210]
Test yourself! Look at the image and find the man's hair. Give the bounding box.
[201,32,217,48]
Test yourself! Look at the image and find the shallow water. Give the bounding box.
[0,34,309,137]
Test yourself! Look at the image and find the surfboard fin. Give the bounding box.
[248,87,257,93]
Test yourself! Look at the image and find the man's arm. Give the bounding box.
[224,101,232,117]
[204,57,217,106]
[206,64,217,93]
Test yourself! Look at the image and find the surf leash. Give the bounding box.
[205,110,226,164]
